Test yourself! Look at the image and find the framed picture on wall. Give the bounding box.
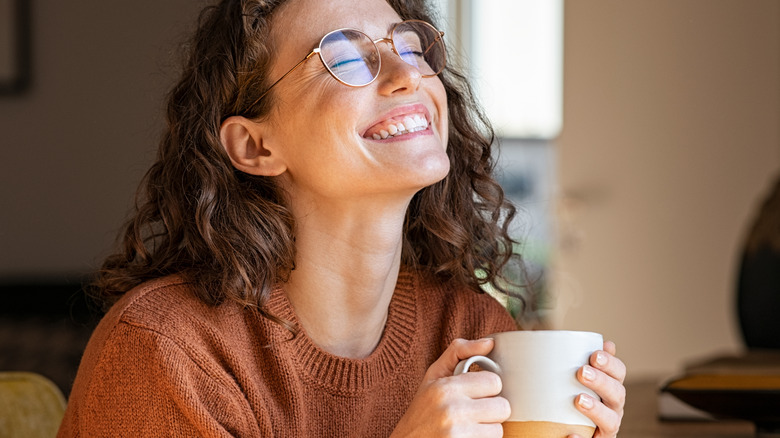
[0,0,30,94]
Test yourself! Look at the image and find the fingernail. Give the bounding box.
[582,365,596,381]
[596,351,607,366]
[578,394,594,409]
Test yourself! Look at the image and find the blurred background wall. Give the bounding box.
[552,0,780,379]
[0,0,203,278]
[0,0,778,387]
[0,0,204,394]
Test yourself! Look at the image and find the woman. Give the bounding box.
[59,0,626,436]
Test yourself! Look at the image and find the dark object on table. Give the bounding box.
[661,175,780,437]
[662,351,780,436]
[738,175,780,349]
[664,385,779,435]
[739,246,780,349]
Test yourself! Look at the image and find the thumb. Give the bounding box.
[425,338,495,381]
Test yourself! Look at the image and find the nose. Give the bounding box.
[374,39,423,95]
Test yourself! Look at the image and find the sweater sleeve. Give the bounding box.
[57,322,265,438]
[473,291,518,336]
[434,284,519,353]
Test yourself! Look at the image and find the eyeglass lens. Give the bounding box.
[319,21,445,87]
[320,30,381,86]
[392,21,445,76]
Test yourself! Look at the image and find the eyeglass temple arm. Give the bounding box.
[248,49,320,110]
[423,31,445,56]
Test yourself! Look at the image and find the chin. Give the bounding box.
[412,153,451,189]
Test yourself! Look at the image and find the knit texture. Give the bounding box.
[58,269,516,437]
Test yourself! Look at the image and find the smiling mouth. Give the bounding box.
[363,114,430,140]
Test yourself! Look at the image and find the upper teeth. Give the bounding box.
[371,115,429,140]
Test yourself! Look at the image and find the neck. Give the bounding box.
[283,197,409,358]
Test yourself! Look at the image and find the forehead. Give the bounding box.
[272,0,403,48]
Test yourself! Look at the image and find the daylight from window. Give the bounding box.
[435,0,563,139]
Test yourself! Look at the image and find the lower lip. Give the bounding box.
[364,126,433,143]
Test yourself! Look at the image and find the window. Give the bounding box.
[434,0,563,139]
[434,0,563,326]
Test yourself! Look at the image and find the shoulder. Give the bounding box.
[413,269,508,314]
[83,275,253,374]
[410,269,517,338]
[103,275,261,339]
[106,275,224,333]
[62,277,261,436]
[73,275,253,394]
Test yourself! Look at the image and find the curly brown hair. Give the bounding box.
[95,0,525,323]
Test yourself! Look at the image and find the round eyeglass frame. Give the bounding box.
[247,19,446,110]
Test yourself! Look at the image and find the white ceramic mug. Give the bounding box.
[454,330,603,438]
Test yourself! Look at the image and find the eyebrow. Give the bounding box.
[307,21,402,50]
[386,22,399,34]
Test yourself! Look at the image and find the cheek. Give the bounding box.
[440,110,449,151]
[273,87,361,145]
[431,80,449,148]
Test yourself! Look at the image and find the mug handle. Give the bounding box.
[453,355,501,375]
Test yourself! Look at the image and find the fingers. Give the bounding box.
[469,393,511,423]
[592,346,627,384]
[455,423,504,438]
[439,370,503,400]
[427,375,509,422]
[574,341,626,438]
[420,373,509,433]
[578,364,625,412]
[575,393,621,437]
[392,338,509,437]
[603,340,617,356]
[425,338,495,381]
[476,423,504,437]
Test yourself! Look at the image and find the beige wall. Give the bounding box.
[552,0,780,378]
[0,1,202,277]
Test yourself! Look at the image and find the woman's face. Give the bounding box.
[263,0,450,209]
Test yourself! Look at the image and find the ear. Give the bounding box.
[219,116,287,176]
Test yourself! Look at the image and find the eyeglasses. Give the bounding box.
[249,20,446,108]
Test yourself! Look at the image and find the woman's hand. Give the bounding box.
[390,338,510,438]
[570,341,627,438]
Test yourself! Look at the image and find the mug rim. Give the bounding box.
[487,329,603,338]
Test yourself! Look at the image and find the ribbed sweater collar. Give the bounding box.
[264,270,418,394]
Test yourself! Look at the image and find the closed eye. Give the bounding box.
[330,57,364,70]
[398,49,423,58]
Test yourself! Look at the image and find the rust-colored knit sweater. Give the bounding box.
[58,270,516,437]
